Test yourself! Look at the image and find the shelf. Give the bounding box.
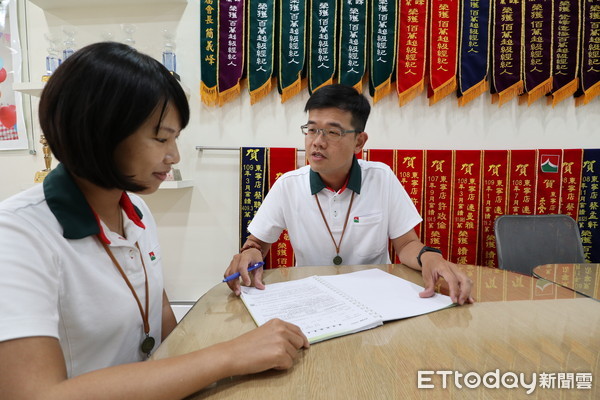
[15,79,188,99]
[30,0,187,10]
[159,180,193,189]
[13,82,45,97]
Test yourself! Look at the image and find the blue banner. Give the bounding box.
[579,149,600,262]
[457,0,490,106]
[240,147,267,248]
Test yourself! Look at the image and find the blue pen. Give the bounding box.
[222,261,265,283]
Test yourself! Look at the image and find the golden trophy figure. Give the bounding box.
[34,135,52,183]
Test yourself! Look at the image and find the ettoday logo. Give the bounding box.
[418,370,593,394]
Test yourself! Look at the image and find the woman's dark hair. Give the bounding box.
[39,41,190,192]
[304,84,371,132]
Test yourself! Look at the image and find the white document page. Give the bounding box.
[318,268,455,321]
[240,277,383,343]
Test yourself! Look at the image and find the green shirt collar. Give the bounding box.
[43,163,143,240]
[310,156,362,195]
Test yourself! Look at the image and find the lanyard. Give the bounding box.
[99,238,155,357]
[314,191,355,265]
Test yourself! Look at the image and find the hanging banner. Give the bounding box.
[579,149,600,262]
[490,0,524,106]
[535,149,563,214]
[338,0,368,92]
[247,0,275,104]
[576,0,600,106]
[369,0,398,103]
[548,0,580,106]
[396,150,426,240]
[457,0,490,106]
[449,151,482,265]
[520,0,554,106]
[428,0,460,105]
[200,0,219,106]
[479,150,509,268]
[396,0,428,105]
[218,0,245,105]
[277,0,307,102]
[240,147,267,248]
[367,149,396,171]
[266,148,297,268]
[308,0,337,93]
[367,149,397,262]
[423,150,455,258]
[507,150,538,215]
[559,148,583,222]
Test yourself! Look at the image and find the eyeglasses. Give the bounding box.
[300,124,357,141]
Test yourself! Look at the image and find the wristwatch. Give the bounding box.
[417,246,443,267]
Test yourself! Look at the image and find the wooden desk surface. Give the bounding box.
[153,265,600,399]
[534,264,600,301]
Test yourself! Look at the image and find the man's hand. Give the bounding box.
[225,248,265,296]
[419,253,474,305]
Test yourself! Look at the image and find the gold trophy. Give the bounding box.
[34,135,52,183]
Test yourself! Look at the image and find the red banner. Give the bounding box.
[423,150,454,257]
[449,151,482,265]
[535,149,563,214]
[396,150,426,240]
[560,149,583,221]
[479,150,509,267]
[397,0,428,105]
[267,147,297,268]
[428,0,460,105]
[507,150,538,215]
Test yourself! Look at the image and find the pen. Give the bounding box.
[222,261,265,283]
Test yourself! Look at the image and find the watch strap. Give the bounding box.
[417,246,443,267]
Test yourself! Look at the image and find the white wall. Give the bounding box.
[2,0,599,301]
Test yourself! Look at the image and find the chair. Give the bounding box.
[494,214,585,275]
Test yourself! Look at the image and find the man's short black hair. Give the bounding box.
[39,41,190,192]
[304,84,371,132]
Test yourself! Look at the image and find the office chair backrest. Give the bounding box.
[494,214,585,275]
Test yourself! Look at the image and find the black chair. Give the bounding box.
[494,214,585,276]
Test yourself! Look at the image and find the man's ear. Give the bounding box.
[354,132,368,154]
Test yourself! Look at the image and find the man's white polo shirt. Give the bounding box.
[0,164,164,377]
[248,158,422,266]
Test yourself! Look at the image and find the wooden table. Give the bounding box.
[534,263,600,301]
[153,265,600,399]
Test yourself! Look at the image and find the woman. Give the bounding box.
[0,42,308,400]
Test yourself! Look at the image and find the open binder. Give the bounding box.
[240,268,455,343]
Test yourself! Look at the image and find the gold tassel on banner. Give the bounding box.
[218,83,242,106]
[312,78,334,94]
[200,82,218,106]
[547,79,578,107]
[250,78,274,105]
[519,77,553,106]
[457,80,489,107]
[575,81,600,106]
[373,78,391,104]
[429,77,457,106]
[398,80,425,106]
[491,80,524,106]
[280,79,302,103]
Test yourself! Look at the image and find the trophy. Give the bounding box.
[121,24,137,47]
[62,26,77,60]
[34,135,52,183]
[162,29,179,80]
[42,34,61,82]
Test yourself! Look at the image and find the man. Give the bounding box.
[225,84,473,305]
